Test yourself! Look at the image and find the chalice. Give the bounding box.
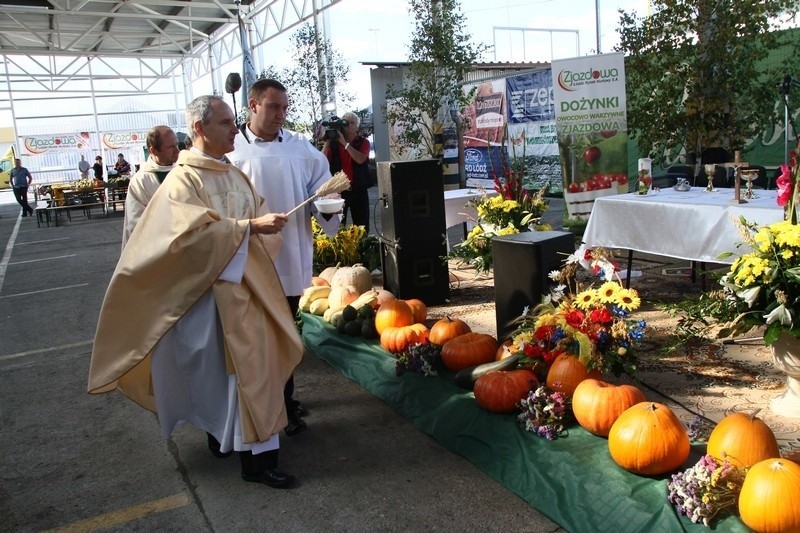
[703,164,717,192]
[740,170,759,200]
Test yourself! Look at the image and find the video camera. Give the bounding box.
[322,116,349,141]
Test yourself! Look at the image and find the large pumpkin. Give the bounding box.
[375,300,414,335]
[318,263,341,283]
[608,402,690,475]
[707,411,781,468]
[330,264,373,294]
[428,316,472,346]
[738,458,800,533]
[572,379,646,437]
[380,324,429,354]
[441,333,498,372]
[404,298,427,323]
[545,354,602,397]
[474,369,538,413]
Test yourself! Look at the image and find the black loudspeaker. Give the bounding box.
[378,159,446,243]
[492,231,575,340]
[380,237,450,305]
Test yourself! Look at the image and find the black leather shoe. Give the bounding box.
[207,433,232,458]
[294,402,308,417]
[284,413,307,436]
[241,467,295,488]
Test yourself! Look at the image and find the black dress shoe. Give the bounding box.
[284,412,307,436]
[294,402,308,417]
[241,467,295,488]
[207,432,232,458]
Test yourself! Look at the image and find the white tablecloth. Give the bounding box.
[443,188,498,229]
[581,187,784,264]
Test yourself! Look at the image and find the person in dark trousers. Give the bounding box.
[322,111,371,231]
[10,158,34,217]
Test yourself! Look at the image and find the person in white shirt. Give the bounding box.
[228,78,341,436]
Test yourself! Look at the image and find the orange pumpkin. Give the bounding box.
[474,369,538,413]
[496,339,514,360]
[545,354,603,397]
[608,402,691,475]
[380,324,429,354]
[707,411,780,468]
[572,379,646,437]
[375,300,414,335]
[428,316,472,346]
[738,458,800,533]
[441,332,498,372]
[404,298,427,323]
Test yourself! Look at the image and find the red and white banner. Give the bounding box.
[23,133,92,155]
[102,130,148,150]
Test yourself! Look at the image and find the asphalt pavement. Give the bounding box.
[0,189,563,532]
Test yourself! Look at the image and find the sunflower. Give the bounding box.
[573,289,597,310]
[597,281,620,303]
[615,288,641,312]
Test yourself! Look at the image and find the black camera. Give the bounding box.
[322,116,349,141]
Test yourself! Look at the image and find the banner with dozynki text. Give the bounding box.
[553,53,628,221]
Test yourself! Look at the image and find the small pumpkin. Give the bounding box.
[374,299,414,335]
[608,402,690,475]
[318,262,341,283]
[474,369,538,413]
[330,263,373,294]
[404,298,427,324]
[311,276,330,287]
[738,458,800,533]
[496,339,514,360]
[545,354,602,397]
[707,410,780,468]
[428,316,471,346]
[372,289,396,309]
[572,379,646,437]
[380,323,429,354]
[441,332,498,372]
[327,284,361,310]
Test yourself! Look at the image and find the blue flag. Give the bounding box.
[238,11,257,110]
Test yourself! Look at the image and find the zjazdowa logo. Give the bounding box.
[557,67,619,91]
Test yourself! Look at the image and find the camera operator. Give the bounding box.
[322,112,371,231]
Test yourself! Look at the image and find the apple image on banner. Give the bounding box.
[54,138,61,145]
[583,146,601,164]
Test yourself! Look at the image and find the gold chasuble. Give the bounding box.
[88,149,303,444]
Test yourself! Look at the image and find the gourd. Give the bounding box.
[706,410,780,468]
[440,332,498,372]
[428,316,471,346]
[374,300,414,335]
[327,284,361,310]
[380,323,429,354]
[330,263,373,294]
[404,298,427,323]
[738,458,800,533]
[474,369,537,413]
[608,402,690,475]
[545,354,602,398]
[453,354,520,390]
[311,276,330,287]
[572,379,646,437]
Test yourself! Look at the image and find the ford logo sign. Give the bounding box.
[464,149,482,164]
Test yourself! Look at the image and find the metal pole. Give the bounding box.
[595,0,601,53]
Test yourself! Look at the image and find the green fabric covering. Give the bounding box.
[301,313,748,532]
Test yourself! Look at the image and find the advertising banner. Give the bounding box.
[462,79,507,187]
[23,133,92,155]
[101,130,148,150]
[553,53,628,221]
[506,70,561,193]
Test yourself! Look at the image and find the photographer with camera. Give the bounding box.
[322,112,371,231]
